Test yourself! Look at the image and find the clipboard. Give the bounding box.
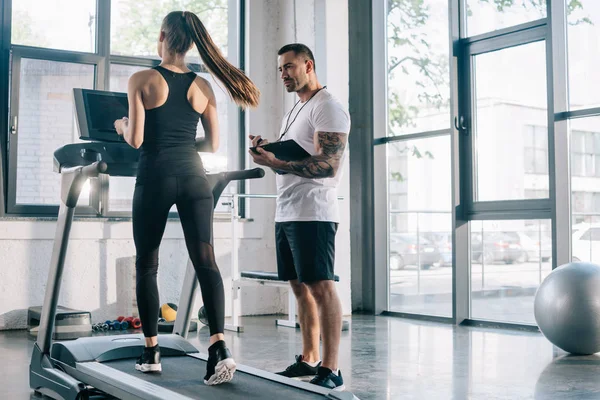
[250,139,311,162]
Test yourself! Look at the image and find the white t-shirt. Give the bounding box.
[274,89,351,223]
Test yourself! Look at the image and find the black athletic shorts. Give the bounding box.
[275,221,338,283]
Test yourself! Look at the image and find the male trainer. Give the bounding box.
[249,43,350,390]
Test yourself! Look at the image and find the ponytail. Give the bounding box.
[183,12,260,109]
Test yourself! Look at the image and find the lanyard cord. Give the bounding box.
[278,86,327,141]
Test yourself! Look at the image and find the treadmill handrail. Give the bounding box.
[61,161,108,177]
[217,167,265,182]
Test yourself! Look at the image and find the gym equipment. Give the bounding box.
[534,261,600,355]
[199,271,350,331]
[198,306,208,326]
[222,192,348,333]
[159,303,178,322]
[29,88,359,400]
[28,306,92,340]
[158,302,198,333]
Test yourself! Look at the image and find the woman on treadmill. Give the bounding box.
[114,10,260,386]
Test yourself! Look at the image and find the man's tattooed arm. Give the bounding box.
[275,131,348,178]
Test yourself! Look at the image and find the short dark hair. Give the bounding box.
[278,43,316,70]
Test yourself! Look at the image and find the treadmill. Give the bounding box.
[29,89,359,400]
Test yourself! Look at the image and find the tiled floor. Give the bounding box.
[3,314,600,399]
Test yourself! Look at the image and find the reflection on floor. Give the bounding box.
[2,314,600,399]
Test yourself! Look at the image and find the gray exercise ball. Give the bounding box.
[534,262,600,355]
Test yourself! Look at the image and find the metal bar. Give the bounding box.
[109,54,209,74]
[389,209,451,214]
[417,212,421,293]
[463,18,547,44]
[109,55,160,68]
[470,198,552,213]
[237,0,247,218]
[0,0,10,216]
[96,0,110,90]
[555,107,600,121]
[373,129,452,145]
[460,318,539,332]
[372,0,389,314]
[36,201,76,354]
[380,311,454,324]
[549,0,571,269]
[349,0,376,313]
[480,223,484,289]
[451,0,470,325]
[467,209,552,221]
[6,51,20,214]
[172,259,198,339]
[230,194,243,331]
[7,204,98,216]
[10,45,103,64]
[467,24,546,56]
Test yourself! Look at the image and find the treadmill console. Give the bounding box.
[73,88,128,143]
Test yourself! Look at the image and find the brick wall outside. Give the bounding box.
[15,59,94,205]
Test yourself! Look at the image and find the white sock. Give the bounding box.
[304,359,320,367]
[331,369,339,376]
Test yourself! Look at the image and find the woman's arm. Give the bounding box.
[114,72,145,149]
[196,78,219,153]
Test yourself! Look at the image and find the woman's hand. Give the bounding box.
[114,117,129,136]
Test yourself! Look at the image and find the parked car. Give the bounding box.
[513,231,552,262]
[422,232,452,267]
[389,233,441,270]
[572,223,600,263]
[471,232,524,264]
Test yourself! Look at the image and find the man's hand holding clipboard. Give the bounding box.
[249,134,310,175]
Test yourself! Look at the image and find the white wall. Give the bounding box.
[0,0,352,330]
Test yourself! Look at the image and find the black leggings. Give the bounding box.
[132,175,224,337]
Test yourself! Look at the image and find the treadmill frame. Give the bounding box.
[29,148,358,400]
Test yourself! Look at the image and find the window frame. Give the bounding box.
[0,0,246,218]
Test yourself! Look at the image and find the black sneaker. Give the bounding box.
[275,355,321,380]
[135,345,161,373]
[310,367,345,391]
[204,340,236,385]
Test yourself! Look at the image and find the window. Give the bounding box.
[524,189,549,199]
[13,58,95,207]
[472,41,548,202]
[572,130,600,178]
[386,0,451,136]
[567,0,599,111]
[466,0,546,37]
[11,0,97,53]
[524,125,548,175]
[111,0,229,62]
[3,0,242,216]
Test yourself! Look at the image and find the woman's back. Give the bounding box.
[136,66,213,181]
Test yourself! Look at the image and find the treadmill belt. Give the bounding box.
[104,356,324,399]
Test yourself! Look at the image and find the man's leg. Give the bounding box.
[305,280,342,371]
[275,222,321,379]
[292,222,344,389]
[289,279,320,363]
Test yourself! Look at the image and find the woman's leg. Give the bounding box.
[176,175,234,385]
[175,176,224,339]
[132,178,176,345]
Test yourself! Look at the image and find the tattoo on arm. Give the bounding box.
[281,131,347,179]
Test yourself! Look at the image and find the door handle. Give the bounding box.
[454,116,467,133]
[10,115,17,135]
